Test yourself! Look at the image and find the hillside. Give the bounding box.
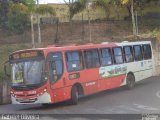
[49,3,160,22]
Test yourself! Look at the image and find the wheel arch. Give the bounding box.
[72,83,84,96]
[127,72,135,80]
[126,71,136,89]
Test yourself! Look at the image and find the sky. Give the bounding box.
[39,0,67,4]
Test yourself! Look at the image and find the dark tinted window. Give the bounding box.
[84,49,100,68]
[47,52,63,84]
[101,48,112,66]
[143,44,152,59]
[66,51,83,72]
[124,46,133,62]
[113,47,123,64]
[134,45,143,61]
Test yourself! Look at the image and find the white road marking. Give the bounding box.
[156,91,160,98]
[106,104,159,113]
[85,108,108,114]
[108,108,126,113]
[117,105,140,112]
[134,104,159,111]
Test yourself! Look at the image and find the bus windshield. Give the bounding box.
[11,60,45,86]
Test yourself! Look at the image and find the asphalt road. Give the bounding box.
[0,76,160,119]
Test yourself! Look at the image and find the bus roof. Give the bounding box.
[11,41,151,55]
[44,41,151,52]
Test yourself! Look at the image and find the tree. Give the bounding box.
[114,0,159,35]
[92,0,111,19]
[35,4,56,44]
[19,0,36,48]
[121,0,136,35]
[20,0,56,47]
[35,4,56,15]
[64,0,75,21]
[35,0,56,44]
[134,0,159,19]
[0,0,10,29]
[7,4,30,34]
[91,0,137,34]
[0,0,30,31]
[64,0,87,34]
[11,0,22,3]
[70,0,87,19]
[119,0,157,18]
[63,0,75,34]
[110,0,122,20]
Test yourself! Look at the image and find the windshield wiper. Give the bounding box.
[12,81,47,91]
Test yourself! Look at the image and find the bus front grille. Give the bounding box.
[16,98,38,103]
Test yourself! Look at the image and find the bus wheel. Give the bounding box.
[126,73,135,89]
[42,103,50,107]
[70,86,79,105]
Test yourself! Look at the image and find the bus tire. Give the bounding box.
[42,103,50,107]
[126,73,135,89]
[70,86,78,105]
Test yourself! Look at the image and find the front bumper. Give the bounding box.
[11,92,51,104]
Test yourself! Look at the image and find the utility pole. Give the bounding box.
[131,0,136,36]
[37,0,42,44]
[87,3,92,43]
[31,12,35,48]
[135,11,139,35]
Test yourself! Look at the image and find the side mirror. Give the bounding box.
[4,61,11,77]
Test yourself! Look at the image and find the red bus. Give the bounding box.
[7,41,153,105]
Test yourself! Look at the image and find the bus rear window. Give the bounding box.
[143,44,152,60]
[134,45,143,61]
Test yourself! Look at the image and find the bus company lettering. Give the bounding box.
[86,82,96,87]
[99,65,127,79]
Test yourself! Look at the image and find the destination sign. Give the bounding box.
[10,51,43,60]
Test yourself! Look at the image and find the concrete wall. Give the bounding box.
[154,33,160,76]
[0,80,11,105]
[0,81,3,104]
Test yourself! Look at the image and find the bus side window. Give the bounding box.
[84,49,100,68]
[66,51,83,72]
[47,52,63,84]
[123,46,134,63]
[101,48,112,66]
[143,44,152,60]
[113,47,123,64]
[133,45,143,61]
